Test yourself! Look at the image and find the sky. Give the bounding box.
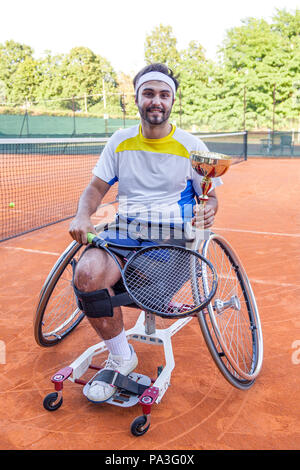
[1,0,299,75]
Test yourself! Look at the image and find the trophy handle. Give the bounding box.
[184,176,213,241]
[199,176,213,206]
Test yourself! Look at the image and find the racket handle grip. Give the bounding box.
[87,232,97,244]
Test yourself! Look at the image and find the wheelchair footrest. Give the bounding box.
[82,372,152,408]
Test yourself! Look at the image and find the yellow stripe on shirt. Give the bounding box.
[115,125,190,159]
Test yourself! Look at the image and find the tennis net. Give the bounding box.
[196,131,248,162]
[0,137,108,241]
[0,132,247,242]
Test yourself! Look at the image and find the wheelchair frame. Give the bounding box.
[36,223,263,436]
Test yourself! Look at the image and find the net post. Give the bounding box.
[19,109,29,137]
[243,130,248,161]
[72,95,76,136]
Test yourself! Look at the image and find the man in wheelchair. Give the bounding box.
[69,63,222,403]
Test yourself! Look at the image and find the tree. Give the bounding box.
[10,56,41,104]
[33,47,118,114]
[214,12,300,129]
[56,47,117,110]
[144,24,180,72]
[175,41,211,128]
[117,72,137,117]
[271,8,300,39]
[0,40,34,102]
[271,9,300,123]
[219,18,275,128]
[35,51,65,106]
[1,9,299,130]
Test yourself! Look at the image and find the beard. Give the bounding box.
[138,105,172,125]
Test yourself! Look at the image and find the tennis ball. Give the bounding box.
[9,202,15,208]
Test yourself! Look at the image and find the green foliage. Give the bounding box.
[58,47,117,103]
[214,15,299,129]
[0,42,122,116]
[10,56,42,103]
[145,24,180,72]
[0,40,35,101]
[0,8,299,131]
[175,41,212,129]
[144,10,300,131]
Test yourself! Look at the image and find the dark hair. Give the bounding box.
[133,63,179,93]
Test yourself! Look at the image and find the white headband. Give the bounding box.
[135,71,176,97]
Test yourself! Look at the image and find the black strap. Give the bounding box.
[93,237,136,260]
[92,369,149,396]
[111,291,135,307]
[71,244,138,310]
[108,246,136,260]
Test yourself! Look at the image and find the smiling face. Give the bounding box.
[135,80,174,126]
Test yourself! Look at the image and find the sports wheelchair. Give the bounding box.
[34,222,263,436]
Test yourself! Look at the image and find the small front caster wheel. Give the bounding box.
[130,415,150,436]
[43,392,63,411]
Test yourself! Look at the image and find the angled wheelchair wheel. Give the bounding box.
[34,240,85,347]
[195,232,263,390]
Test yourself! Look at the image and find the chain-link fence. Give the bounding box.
[0,92,139,138]
[247,131,300,157]
[1,92,299,157]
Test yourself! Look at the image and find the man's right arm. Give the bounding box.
[69,176,111,245]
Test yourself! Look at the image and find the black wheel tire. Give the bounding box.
[34,241,85,347]
[195,233,263,389]
[130,415,150,436]
[43,392,63,411]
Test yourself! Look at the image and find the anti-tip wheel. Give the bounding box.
[43,392,63,411]
[130,415,150,436]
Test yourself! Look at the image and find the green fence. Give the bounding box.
[0,113,299,157]
[247,131,300,157]
[0,113,140,138]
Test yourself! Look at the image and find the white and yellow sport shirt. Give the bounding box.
[93,124,223,227]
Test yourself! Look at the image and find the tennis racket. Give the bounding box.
[87,233,217,319]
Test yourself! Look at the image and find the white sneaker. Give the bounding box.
[86,345,138,403]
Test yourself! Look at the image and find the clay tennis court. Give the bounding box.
[0,157,300,450]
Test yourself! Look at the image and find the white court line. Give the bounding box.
[219,273,299,288]
[1,246,59,256]
[214,227,300,238]
[2,247,298,287]
[248,278,299,288]
[1,247,298,287]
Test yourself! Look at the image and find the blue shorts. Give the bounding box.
[98,217,186,248]
[79,218,186,297]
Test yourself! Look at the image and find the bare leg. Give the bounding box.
[74,247,124,340]
[74,247,138,402]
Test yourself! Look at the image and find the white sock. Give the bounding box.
[104,329,132,360]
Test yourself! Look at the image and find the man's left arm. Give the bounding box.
[192,189,218,229]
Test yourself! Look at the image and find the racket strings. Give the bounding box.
[123,246,215,317]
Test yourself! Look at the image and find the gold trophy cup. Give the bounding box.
[185,151,232,241]
[189,151,232,205]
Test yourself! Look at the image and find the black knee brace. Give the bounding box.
[71,258,136,318]
[71,258,114,318]
[73,284,114,318]
[73,283,137,317]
